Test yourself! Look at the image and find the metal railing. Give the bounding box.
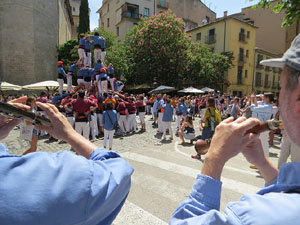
[255,80,263,87]
[121,11,143,20]
[205,34,216,44]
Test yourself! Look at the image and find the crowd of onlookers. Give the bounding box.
[1,88,299,168]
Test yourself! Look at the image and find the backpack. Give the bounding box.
[208,107,219,131]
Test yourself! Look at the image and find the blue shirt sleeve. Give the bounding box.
[0,148,133,225]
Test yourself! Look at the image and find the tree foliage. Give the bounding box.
[78,0,90,35]
[57,39,78,69]
[252,0,300,26]
[125,11,190,87]
[185,44,231,90]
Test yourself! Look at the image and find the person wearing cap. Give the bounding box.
[78,34,86,65]
[170,34,300,225]
[57,61,66,95]
[67,62,77,93]
[66,90,97,140]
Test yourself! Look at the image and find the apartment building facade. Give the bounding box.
[70,0,81,39]
[188,16,257,96]
[97,0,216,40]
[253,48,281,96]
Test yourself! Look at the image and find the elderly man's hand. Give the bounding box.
[0,96,30,140]
[35,102,76,142]
[201,117,260,180]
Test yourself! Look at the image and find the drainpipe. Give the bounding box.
[223,17,227,94]
[252,49,256,92]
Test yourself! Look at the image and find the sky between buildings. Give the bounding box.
[88,0,261,31]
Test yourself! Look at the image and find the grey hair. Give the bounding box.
[285,66,300,90]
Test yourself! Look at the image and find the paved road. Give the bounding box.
[2,115,282,225]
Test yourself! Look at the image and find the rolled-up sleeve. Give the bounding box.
[170,174,230,225]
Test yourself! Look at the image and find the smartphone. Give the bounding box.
[0,102,51,126]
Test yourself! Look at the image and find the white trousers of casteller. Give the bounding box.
[78,48,86,65]
[57,78,64,95]
[75,122,89,140]
[118,115,128,133]
[84,52,92,67]
[94,49,101,62]
[101,51,106,63]
[101,80,108,94]
[67,73,73,93]
[128,114,137,132]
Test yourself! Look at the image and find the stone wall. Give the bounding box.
[0,0,73,86]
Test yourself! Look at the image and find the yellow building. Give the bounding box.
[253,48,281,96]
[188,15,257,96]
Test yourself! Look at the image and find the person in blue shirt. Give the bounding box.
[83,67,92,89]
[102,102,118,150]
[57,61,66,95]
[170,34,300,225]
[76,65,85,86]
[84,36,93,67]
[78,33,86,65]
[162,98,174,140]
[0,97,133,225]
[99,67,108,95]
[67,62,77,93]
[114,79,124,93]
[153,94,165,133]
[107,63,115,91]
[250,92,274,158]
[176,98,187,131]
[90,32,105,63]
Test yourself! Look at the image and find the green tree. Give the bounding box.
[252,0,300,26]
[57,39,78,68]
[78,0,90,35]
[125,10,190,87]
[105,42,134,82]
[185,44,231,90]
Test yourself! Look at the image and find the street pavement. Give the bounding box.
[2,115,283,225]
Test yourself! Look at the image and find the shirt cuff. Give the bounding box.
[190,174,222,209]
[264,177,277,187]
[89,148,121,161]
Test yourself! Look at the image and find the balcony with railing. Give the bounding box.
[121,11,143,20]
[238,54,247,66]
[157,2,169,9]
[205,34,216,44]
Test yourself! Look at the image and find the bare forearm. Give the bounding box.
[65,131,98,159]
[257,160,278,184]
[201,154,226,180]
